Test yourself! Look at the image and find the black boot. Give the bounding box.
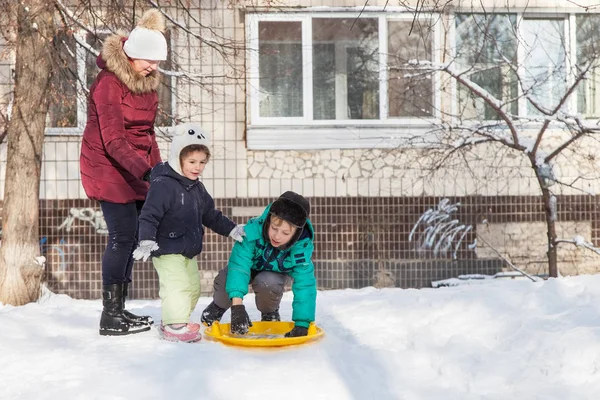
[261,309,280,322]
[201,301,227,326]
[99,284,151,336]
[122,283,153,325]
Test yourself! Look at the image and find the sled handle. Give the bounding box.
[211,321,222,337]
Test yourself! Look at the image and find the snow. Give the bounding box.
[3,276,600,399]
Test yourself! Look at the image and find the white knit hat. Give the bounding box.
[168,123,211,177]
[123,9,167,61]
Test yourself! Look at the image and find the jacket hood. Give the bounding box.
[168,123,211,177]
[151,162,199,190]
[99,32,160,94]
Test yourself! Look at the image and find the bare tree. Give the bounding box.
[388,11,600,277]
[0,1,54,305]
[0,0,245,305]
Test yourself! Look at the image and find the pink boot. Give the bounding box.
[160,323,202,343]
[187,322,201,332]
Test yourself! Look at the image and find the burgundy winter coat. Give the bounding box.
[80,34,162,204]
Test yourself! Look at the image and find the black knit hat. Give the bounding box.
[269,191,310,228]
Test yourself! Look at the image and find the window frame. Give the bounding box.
[246,12,441,150]
[45,30,88,135]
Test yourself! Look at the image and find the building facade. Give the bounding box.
[1,0,600,299]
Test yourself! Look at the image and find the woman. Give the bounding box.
[80,9,168,336]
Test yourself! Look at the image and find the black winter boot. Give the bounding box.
[99,284,151,336]
[201,301,227,326]
[122,283,153,325]
[261,309,281,322]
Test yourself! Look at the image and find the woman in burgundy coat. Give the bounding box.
[80,9,167,336]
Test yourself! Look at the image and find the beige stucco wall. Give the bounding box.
[478,221,600,276]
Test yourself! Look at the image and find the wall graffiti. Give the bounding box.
[409,198,477,259]
[58,207,108,234]
[40,237,80,282]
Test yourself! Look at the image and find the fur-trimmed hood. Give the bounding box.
[99,32,160,94]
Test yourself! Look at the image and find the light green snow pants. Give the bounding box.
[152,254,201,325]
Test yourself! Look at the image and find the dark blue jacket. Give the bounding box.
[138,162,235,259]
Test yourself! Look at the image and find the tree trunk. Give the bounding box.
[0,1,54,306]
[541,188,559,278]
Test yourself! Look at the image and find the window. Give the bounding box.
[387,19,433,118]
[247,13,437,150]
[312,18,380,120]
[455,13,600,121]
[576,15,600,118]
[454,14,519,121]
[521,18,567,116]
[46,30,175,134]
[258,21,303,118]
[248,12,600,150]
[47,31,80,129]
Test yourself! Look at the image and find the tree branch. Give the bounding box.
[442,63,523,149]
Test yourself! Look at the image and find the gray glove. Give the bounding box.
[229,224,246,243]
[132,240,159,262]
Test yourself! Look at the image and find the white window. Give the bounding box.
[246,13,439,150]
[454,13,600,121]
[45,30,175,135]
[575,14,600,118]
[248,12,600,150]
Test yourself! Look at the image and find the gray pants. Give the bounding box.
[212,267,289,313]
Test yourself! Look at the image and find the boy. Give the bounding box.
[201,191,316,337]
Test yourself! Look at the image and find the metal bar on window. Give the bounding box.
[449,13,457,125]
[516,13,527,118]
[168,31,176,127]
[569,13,576,115]
[246,14,260,126]
[379,15,388,121]
[432,15,441,120]
[303,16,313,122]
[75,30,88,132]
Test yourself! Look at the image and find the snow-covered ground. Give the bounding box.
[2,275,600,400]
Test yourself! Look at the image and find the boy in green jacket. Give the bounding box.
[201,191,316,337]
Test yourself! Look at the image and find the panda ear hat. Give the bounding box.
[168,122,211,177]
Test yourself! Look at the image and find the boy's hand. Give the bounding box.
[229,224,246,243]
[284,326,308,337]
[230,304,252,335]
[133,240,159,262]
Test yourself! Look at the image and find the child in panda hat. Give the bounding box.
[134,122,246,343]
[201,191,317,338]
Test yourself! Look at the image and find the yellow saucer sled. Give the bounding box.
[203,321,324,347]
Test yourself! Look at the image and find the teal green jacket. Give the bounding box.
[226,204,317,328]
